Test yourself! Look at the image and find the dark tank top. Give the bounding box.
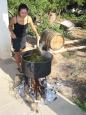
[13,16,28,38]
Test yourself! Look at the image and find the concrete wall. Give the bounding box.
[0,0,11,59]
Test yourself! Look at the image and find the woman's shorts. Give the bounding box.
[12,36,26,52]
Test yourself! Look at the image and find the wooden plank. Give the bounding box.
[49,46,86,54]
[64,39,84,45]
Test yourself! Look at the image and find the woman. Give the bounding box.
[9,4,40,72]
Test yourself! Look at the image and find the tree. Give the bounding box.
[8,0,49,17]
[74,0,85,6]
[8,0,86,21]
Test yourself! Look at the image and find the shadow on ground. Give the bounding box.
[60,79,86,104]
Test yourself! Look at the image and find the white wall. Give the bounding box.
[0,0,11,59]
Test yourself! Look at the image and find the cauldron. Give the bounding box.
[22,49,53,78]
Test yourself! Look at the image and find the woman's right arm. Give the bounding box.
[9,17,16,39]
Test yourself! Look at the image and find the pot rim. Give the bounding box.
[22,50,53,64]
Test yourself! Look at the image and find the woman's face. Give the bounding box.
[19,9,28,18]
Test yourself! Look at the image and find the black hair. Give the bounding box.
[18,3,28,14]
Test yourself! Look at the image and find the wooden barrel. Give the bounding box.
[40,29,64,50]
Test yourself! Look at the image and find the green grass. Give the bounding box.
[75,99,86,111]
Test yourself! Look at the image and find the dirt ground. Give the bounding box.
[49,48,86,107]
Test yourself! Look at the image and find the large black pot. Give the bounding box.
[22,49,53,79]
